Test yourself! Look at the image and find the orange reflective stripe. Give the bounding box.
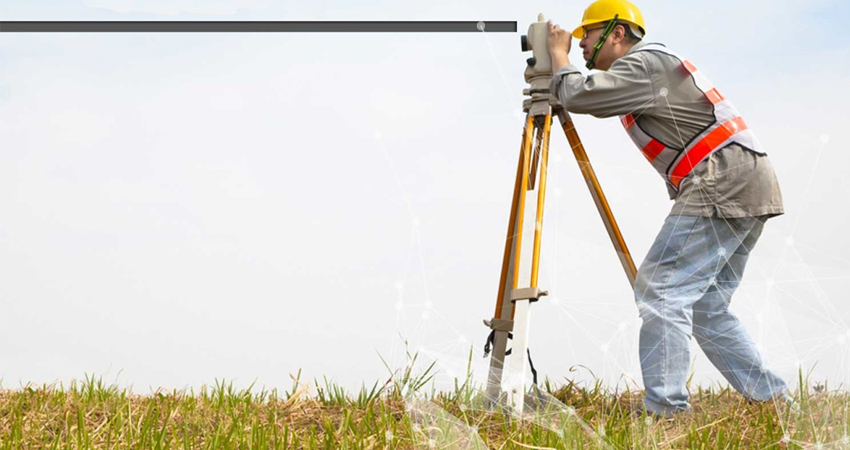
[683,60,698,74]
[620,114,636,130]
[670,117,748,188]
[705,88,725,105]
[641,139,665,162]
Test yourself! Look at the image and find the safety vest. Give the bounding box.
[619,43,765,192]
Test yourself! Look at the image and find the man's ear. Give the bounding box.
[612,24,627,44]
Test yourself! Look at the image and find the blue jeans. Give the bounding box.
[634,214,789,417]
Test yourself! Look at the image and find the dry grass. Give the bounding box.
[1,369,848,449]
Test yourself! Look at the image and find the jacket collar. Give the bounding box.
[624,40,650,56]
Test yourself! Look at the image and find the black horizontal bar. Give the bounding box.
[0,21,516,33]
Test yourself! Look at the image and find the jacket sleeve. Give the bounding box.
[549,53,656,118]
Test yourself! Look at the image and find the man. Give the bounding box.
[545,0,794,418]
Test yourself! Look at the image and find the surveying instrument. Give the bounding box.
[482,14,638,415]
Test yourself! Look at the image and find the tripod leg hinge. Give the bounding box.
[483,318,514,332]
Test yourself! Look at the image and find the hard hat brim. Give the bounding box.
[572,20,645,40]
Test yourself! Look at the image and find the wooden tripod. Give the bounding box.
[482,91,639,413]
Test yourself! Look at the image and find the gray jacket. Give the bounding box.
[549,41,784,218]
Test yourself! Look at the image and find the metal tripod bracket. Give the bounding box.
[483,318,513,332]
[510,287,548,304]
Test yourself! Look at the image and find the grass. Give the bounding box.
[1,360,848,449]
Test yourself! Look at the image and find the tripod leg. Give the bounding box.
[556,109,637,287]
[530,114,552,287]
[506,297,532,413]
[486,114,535,404]
[505,114,551,415]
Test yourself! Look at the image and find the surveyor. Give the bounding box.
[545,0,793,418]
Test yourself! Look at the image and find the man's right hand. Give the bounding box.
[547,19,572,70]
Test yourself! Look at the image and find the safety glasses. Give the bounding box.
[581,25,607,40]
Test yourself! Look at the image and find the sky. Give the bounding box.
[1,0,849,403]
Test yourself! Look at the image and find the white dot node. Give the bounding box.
[814,443,823,450]
[600,344,610,352]
[709,276,716,286]
[477,21,486,31]
[843,435,849,444]
[413,423,421,432]
[693,175,701,185]
[785,236,794,246]
[820,134,829,144]
[460,403,468,411]
[619,322,627,331]
[644,416,653,426]
[566,406,576,415]
[386,431,394,440]
[395,301,404,311]
[374,131,383,141]
[597,425,606,436]
[717,248,727,257]
[781,434,791,443]
[471,425,478,433]
[760,366,767,374]
[421,310,430,320]
[659,87,668,97]
[429,438,436,448]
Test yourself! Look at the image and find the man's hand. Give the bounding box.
[547,19,572,71]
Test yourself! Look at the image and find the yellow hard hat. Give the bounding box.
[571,0,646,39]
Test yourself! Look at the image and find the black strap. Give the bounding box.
[586,14,620,70]
[483,329,513,357]
[527,348,538,386]
[483,331,539,386]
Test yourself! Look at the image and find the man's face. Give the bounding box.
[579,23,618,70]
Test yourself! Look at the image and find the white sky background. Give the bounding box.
[1,0,849,397]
